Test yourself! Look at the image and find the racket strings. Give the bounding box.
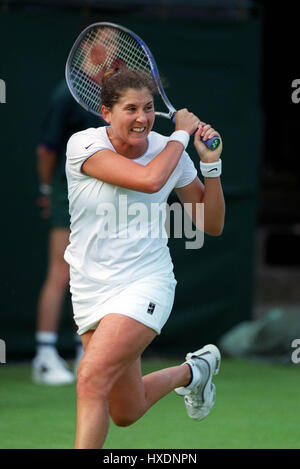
[71,29,108,110]
[69,26,153,114]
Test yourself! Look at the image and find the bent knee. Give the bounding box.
[110,412,137,427]
[77,363,110,400]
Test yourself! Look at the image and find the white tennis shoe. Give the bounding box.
[32,350,75,386]
[175,344,221,421]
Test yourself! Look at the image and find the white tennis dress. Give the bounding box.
[64,126,197,335]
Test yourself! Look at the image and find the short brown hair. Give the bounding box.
[101,68,157,109]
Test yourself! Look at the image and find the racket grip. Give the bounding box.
[171,113,220,150]
[200,135,220,151]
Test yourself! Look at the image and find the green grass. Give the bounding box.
[0,358,299,449]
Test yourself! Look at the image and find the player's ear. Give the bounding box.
[101,105,111,124]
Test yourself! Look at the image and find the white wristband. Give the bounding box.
[39,183,52,196]
[168,130,190,150]
[200,159,222,178]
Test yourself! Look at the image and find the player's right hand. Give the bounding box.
[175,108,200,136]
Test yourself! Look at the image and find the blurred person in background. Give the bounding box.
[33,78,104,385]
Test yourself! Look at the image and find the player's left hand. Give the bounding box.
[193,122,223,162]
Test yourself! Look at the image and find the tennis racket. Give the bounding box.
[65,22,220,150]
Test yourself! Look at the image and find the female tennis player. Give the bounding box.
[64,68,225,449]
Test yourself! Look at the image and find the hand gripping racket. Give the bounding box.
[65,22,220,150]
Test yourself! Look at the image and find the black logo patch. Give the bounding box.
[147,302,156,315]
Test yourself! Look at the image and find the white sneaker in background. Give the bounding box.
[32,349,75,386]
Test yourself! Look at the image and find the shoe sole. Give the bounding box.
[32,370,74,386]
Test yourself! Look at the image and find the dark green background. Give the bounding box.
[0,7,262,358]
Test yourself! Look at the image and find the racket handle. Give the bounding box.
[199,135,220,151]
[171,113,220,150]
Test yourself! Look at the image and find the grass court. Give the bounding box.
[0,357,299,449]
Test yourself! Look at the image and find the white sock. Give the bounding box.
[36,331,58,357]
[184,359,202,389]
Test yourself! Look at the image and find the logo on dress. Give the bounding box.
[147,302,156,315]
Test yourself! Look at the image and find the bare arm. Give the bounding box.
[36,145,58,219]
[82,141,187,194]
[175,176,225,236]
[36,144,58,186]
[175,121,225,236]
[81,109,200,194]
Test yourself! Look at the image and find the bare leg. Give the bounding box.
[76,317,191,448]
[75,314,157,449]
[32,228,74,385]
[109,358,191,427]
[36,228,70,332]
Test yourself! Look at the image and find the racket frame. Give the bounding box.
[65,22,176,120]
[66,22,220,150]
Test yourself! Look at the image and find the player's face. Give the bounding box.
[103,87,155,151]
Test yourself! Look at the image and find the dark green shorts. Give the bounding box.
[50,176,70,228]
